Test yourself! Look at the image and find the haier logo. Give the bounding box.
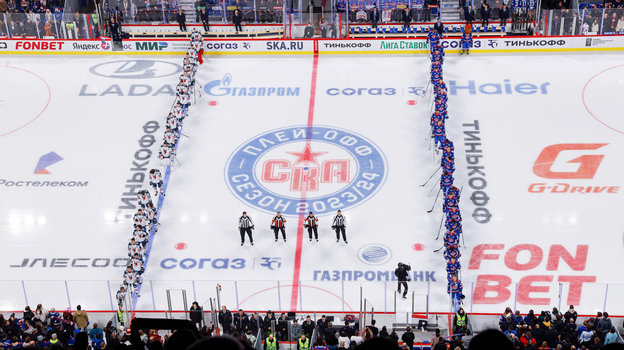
[533,143,607,179]
[34,152,63,174]
[135,41,168,51]
[528,143,619,194]
[449,79,550,95]
[204,73,300,97]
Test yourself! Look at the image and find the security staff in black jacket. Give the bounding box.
[395,262,411,299]
[402,7,411,29]
[233,8,243,32]
[370,5,380,29]
[433,18,444,36]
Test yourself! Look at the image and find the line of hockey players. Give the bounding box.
[116,30,204,308]
[237,210,349,246]
[427,28,464,307]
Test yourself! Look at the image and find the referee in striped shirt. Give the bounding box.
[238,211,254,246]
[332,210,347,243]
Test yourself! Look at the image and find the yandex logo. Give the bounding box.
[533,143,607,179]
[16,41,65,51]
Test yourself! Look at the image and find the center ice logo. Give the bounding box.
[226,126,388,216]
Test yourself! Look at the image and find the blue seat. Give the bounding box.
[376,27,381,33]
[367,27,371,34]
[350,27,354,34]
[358,27,363,34]
[502,26,506,32]
[382,27,387,33]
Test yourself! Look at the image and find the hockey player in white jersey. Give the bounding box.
[130,253,145,275]
[148,168,165,197]
[172,102,185,121]
[133,209,148,230]
[137,189,152,209]
[159,141,175,167]
[145,201,159,227]
[166,114,179,133]
[177,90,191,108]
[128,238,144,258]
[133,225,149,247]
[163,125,178,146]
[191,28,203,42]
[123,266,140,297]
[116,286,127,306]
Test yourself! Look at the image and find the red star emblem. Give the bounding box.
[287,144,327,166]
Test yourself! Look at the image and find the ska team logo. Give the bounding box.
[226,126,388,216]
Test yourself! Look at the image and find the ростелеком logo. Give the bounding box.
[225,126,387,216]
[357,244,392,265]
[34,151,63,174]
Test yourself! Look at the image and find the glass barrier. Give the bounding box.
[3,279,624,316]
[284,0,348,38]
[539,8,624,35]
[0,12,100,39]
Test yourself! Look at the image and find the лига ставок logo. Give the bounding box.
[226,126,388,216]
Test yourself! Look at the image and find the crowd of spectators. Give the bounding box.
[2,302,624,349]
[496,305,622,350]
[0,0,98,38]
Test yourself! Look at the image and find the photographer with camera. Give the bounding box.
[394,262,411,299]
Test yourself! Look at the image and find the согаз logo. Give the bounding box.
[34,152,63,174]
[226,126,388,216]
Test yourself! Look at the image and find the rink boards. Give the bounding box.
[0,54,623,314]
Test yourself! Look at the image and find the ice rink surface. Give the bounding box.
[1,53,623,313]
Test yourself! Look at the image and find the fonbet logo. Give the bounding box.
[357,244,392,265]
[34,152,63,174]
[226,126,387,216]
[529,143,619,194]
[204,73,300,97]
[533,143,606,179]
[89,60,181,79]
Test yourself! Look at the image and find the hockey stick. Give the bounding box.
[420,166,441,187]
[433,245,444,253]
[427,187,441,213]
[180,132,191,139]
[436,212,446,240]
[174,156,182,167]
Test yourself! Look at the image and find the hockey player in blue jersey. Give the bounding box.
[446,257,460,275]
[442,155,455,174]
[460,25,473,55]
[440,170,454,193]
[432,120,446,148]
[427,27,440,51]
[449,274,463,300]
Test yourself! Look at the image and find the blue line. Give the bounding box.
[131,102,191,310]
[64,281,72,310]
[21,280,29,307]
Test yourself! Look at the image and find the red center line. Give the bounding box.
[290,53,320,311]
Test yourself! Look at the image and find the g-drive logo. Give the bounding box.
[533,144,606,179]
[34,152,63,174]
[204,73,300,97]
[528,143,619,194]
